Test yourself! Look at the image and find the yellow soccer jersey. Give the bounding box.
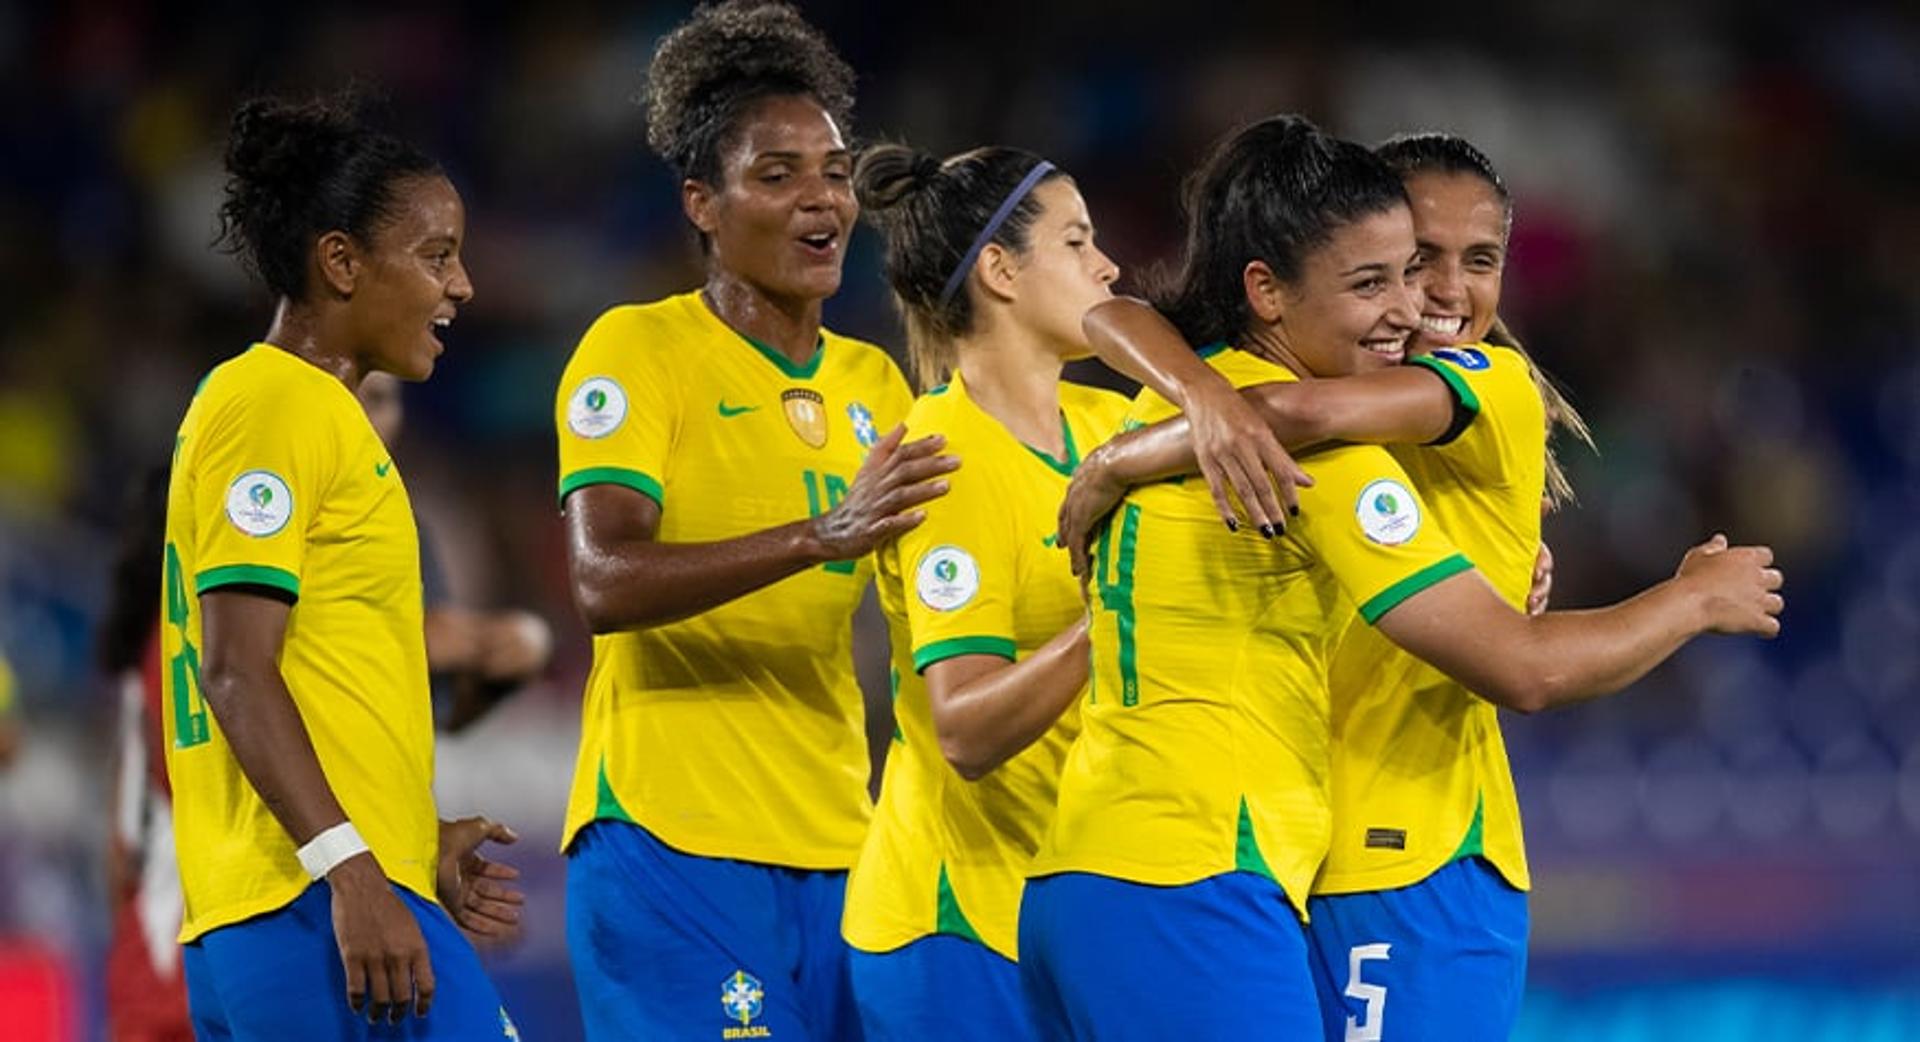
[1316,343,1546,895]
[845,374,1128,961]
[556,291,913,867]
[1031,347,1473,917]
[162,344,438,942]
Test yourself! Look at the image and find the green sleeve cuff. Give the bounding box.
[1408,356,1481,446]
[1359,553,1473,624]
[913,636,1017,673]
[196,564,301,598]
[559,467,663,509]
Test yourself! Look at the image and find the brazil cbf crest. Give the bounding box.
[1356,478,1421,546]
[720,970,772,1038]
[847,401,878,449]
[783,388,828,448]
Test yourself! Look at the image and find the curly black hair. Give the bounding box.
[643,0,856,184]
[216,92,440,300]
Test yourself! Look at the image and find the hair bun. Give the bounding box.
[853,142,943,215]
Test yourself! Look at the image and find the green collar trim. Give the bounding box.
[1195,341,1229,359]
[1023,412,1080,477]
[738,330,825,379]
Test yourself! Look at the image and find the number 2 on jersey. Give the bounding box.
[164,542,212,748]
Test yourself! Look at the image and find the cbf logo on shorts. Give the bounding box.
[567,376,628,439]
[720,970,771,1038]
[1431,346,1490,370]
[916,546,980,611]
[1356,479,1421,546]
[225,471,292,537]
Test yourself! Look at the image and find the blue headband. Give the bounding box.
[936,160,1056,309]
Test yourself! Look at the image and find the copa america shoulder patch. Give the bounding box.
[915,545,980,611]
[225,470,293,537]
[1356,478,1421,546]
[567,376,628,439]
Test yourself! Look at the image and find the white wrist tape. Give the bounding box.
[296,821,370,880]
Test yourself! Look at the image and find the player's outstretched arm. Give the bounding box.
[922,618,1091,781]
[1375,534,1783,714]
[565,424,956,633]
[1083,297,1311,530]
[198,591,434,1023]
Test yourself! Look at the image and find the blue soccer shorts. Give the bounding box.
[566,819,859,1041]
[1305,856,1529,1041]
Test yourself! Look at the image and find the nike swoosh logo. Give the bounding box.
[1042,533,1060,548]
[718,400,759,417]
[375,461,392,477]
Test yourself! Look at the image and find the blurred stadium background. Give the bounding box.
[1,1,1917,1039]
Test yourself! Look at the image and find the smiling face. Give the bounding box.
[345,174,472,381]
[1272,205,1422,378]
[688,93,856,307]
[1000,178,1120,359]
[1405,171,1508,352]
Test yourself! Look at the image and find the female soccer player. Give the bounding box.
[839,144,1126,1041]
[554,4,951,1039]
[1055,133,1615,1040]
[164,94,522,1041]
[1020,115,1783,1041]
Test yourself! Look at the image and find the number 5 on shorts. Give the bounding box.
[1344,942,1391,1042]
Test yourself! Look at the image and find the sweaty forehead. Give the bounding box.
[1407,173,1507,238]
[376,174,464,245]
[1029,178,1088,228]
[726,94,846,165]
[1310,205,1415,272]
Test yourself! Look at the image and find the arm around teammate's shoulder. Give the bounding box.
[564,424,957,633]
[1241,363,1461,448]
[1374,534,1783,714]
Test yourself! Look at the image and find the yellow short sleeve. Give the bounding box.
[557,307,683,508]
[895,450,1017,673]
[187,388,334,599]
[1290,445,1472,624]
[1407,346,1544,489]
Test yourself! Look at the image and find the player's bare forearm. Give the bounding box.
[1083,296,1232,408]
[1377,571,1698,714]
[567,427,951,633]
[1379,537,1780,713]
[1496,582,1705,710]
[1087,421,1200,487]
[1241,367,1456,447]
[566,510,833,632]
[198,590,353,844]
[925,618,1090,780]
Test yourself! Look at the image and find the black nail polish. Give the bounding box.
[1290,506,1300,517]
[1259,524,1275,539]
[1225,518,1239,532]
